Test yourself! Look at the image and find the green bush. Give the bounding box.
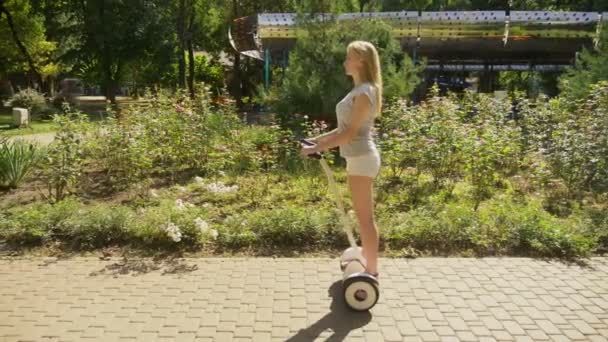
[0,197,214,250]
[581,207,608,253]
[40,109,90,202]
[84,115,152,190]
[0,137,42,189]
[130,199,212,249]
[559,27,608,101]
[473,196,594,258]
[0,198,80,246]
[9,88,48,116]
[382,202,476,255]
[0,207,51,246]
[377,89,463,182]
[547,81,608,197]
[161,55,225,94]
[217,206,337,250]
[381,196,596,258]
[0,178,603,258]
[115,87,242,177]
[377,88,522,207]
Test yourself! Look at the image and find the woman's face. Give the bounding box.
[343,49,363,77]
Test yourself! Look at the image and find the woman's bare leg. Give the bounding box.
[347,175,379,275]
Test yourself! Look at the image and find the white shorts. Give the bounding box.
[345,151,381,178]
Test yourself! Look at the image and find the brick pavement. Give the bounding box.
[0,256,607,342]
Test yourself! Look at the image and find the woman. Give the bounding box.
[301,40,382,278]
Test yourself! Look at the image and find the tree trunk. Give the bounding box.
[232,0,242,107]
[187,40,195,98]
[177,0,187,89]
[187,0,196,98]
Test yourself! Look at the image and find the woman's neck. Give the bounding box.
[352,74,364,87]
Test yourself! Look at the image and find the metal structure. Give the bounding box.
[229,11,607,89]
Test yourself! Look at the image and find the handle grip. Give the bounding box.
[300,139,322,159]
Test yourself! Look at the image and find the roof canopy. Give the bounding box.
[229,11,607,69]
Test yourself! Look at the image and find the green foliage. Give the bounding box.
[266,18,424,122]
[100,87,241,179]
[559,27,608,100]
[0,0,56,76]
[377,87,522,207]
[0,137,42,189]
[40,107,90,202]
[161,54,225,92]
[84,114,153,190]
[547,81,608,196]
[0,197,213,250]
[218,206,335,250]
[499,71,559,98]
[52,200,132,249]
[8,88,48,116]
[130,198,212,249]
[382,196,596,258]
[2,70,608,259]
[459,92,522,207]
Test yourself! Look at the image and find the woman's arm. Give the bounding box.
[312,128,339,145]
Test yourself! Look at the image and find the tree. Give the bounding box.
[266,18,424,122]
[559,27,608,100]
[0,0,52,91]
[67,0,171,104]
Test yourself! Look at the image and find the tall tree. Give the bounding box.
[73,0,170,104]
[0,0,46,87]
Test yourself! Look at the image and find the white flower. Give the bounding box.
[201,202,211,208]
[194,217,209,233]
[175,199,195,210]
[206,181,238,193]
[176,186,187,193]
[163,221,182,242]
[210,229,218,240]
[194,176,204,184]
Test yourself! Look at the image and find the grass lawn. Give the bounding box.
[0,108,59,136]
[1,96,146,137]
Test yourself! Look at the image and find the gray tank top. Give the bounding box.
[336,82,378,157]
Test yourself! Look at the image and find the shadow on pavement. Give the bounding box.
[285,280,372,342]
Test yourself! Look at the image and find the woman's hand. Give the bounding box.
[300,144,319,157]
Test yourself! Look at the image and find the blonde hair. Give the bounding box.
[347,40,383,117]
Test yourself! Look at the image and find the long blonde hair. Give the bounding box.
[347,40,383,117]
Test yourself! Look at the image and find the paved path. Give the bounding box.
[0,257,607,342]
[6,132,55,146]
